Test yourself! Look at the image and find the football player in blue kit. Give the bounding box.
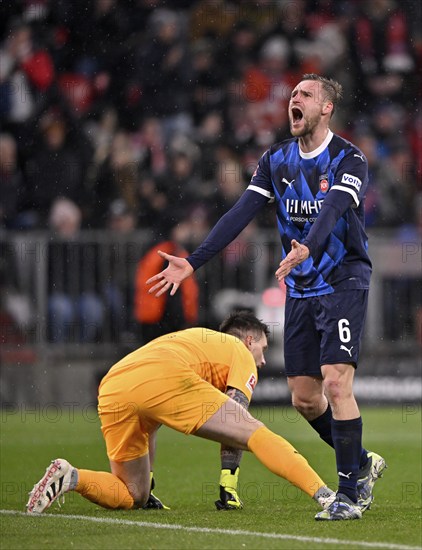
[147,74,386,520]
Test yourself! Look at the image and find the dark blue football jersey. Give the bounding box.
[249,131,372,297]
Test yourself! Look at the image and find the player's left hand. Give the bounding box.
[275,239,309,280]
[215,468,243,510]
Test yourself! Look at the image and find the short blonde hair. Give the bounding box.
[301,74,343,116]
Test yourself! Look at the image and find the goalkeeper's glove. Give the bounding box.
[215,467,243,510]
[142,473,170,510]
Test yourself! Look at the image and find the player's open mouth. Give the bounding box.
[291,107,303,123]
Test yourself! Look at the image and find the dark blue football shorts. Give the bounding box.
[283,289,369,377]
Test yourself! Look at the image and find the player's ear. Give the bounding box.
[244,334,254,349]
[322,101,333,117]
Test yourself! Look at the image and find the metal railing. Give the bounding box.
[1,229,420,370]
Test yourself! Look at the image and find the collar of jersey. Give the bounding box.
[299,129,333,159]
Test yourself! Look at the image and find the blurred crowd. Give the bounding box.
[0,0,421,242]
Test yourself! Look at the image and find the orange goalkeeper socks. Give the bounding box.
[76,469,134,509]
[247,425,326,498]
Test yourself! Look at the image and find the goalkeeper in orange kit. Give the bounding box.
[27,311,336,517]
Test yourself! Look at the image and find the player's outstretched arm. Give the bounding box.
[275,239,309,280]
[146,250,194,296]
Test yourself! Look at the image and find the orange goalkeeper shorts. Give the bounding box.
[98,357,229,462]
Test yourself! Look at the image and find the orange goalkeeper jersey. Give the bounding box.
[106,327,258,402]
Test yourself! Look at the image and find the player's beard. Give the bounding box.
[290,111,321,138]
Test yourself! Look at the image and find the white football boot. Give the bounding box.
[26,458,75,514]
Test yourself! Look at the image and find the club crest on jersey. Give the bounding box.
[319,174,329,193]
[246,373,257,393]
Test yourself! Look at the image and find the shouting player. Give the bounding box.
[147,74,386,520]
[27,311,336,517]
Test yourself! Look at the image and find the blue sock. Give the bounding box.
[309,405,368,469]
[332,417,363,503]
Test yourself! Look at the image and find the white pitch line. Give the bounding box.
[0,509,420,550]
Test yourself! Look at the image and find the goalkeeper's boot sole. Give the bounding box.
[26,458,74,514]
[357,452,387,512]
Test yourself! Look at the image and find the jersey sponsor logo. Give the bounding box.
[354,153,365,162]
[319,174,329,193]
[341,173,362,192]
[246,373,257,393]
[286,198,324,223]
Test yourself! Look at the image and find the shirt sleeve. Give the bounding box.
[302,189,354,260]
[330,148,369,207]
[226,344,258,402]
[186,151,273,271]
[186,189,268,270]
[246,149,275,202]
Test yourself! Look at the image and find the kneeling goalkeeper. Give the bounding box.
[27,311,336,518]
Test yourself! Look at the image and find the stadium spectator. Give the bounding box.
[241,36,294,142]
[107,198,138,235]
[47,198,104,343]
[194,110,225,184]
[0,22,54,125]
[134,225,199,344]
[189,0,237,42]
[0,133,25,229]
[349,0,416,109]
[154,134,203,223]
[23,111,89,228]
[270,0,316,72]
[373,143,417,227]
[217,21,260,81]
[190,38,225,124]
[92,131,139,227]
[103,199,139,342]
[132,117,167,177]
[138,9,192,140]
[0,240,32,342]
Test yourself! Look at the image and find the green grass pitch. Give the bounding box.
[1,405,421,550]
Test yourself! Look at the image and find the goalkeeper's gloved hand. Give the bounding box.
[142,473,170,510]
[215,467,243,510]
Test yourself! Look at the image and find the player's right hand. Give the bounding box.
[142,492,170,509]
[275,239,309,280]
[142,475,170,510]
[215,468,243,510]
[146,251,194,297]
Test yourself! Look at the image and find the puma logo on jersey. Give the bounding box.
[340,345,354,357]
[338,471,353,479]
[354,153,365,162]
[282,177,295,188]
